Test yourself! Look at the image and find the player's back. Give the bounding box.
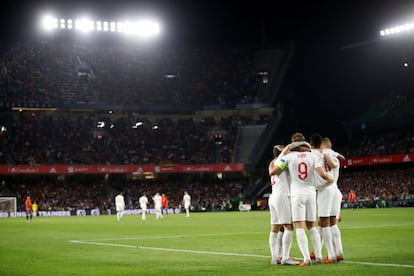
[140,196,148,205]
[324,148,340,184]
[270,170,290,196]
[283,151,316,196]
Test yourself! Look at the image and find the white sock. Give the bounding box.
[331,224,343,256]
[277,231,283,257]
[269,232,279,260]
[318,226,324,245]
[282,230,293,261]
[322,226,335,260]
[296,228,310,261]
[309,227,322,259]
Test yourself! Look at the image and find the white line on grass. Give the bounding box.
[69,240,268,258]
[344,260,414,269]
[341,223,414,229]
[69,240,414,269]
[83,232,264,242]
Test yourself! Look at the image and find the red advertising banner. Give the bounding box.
[0,163,245,175]
[0,154,410,174]
[344,153,414,167]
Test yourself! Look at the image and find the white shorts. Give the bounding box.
[317,186,337,217]
[291,195,317,222]
[317,186,342,217]
[140,205,147,212]
[333,188,342,217]
[184,203,190,209]
[268,193,292,225]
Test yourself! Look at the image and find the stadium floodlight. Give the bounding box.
[80,19,94,32]
[110,22,116,32]
[380,23,414,36]
[75,19,81,30]
[96,21,102,31]
[136,20,160,37]
[103,21,109,32]
[67,19,73,29]
[60,19,66,29]
[42,15,58,30]
[117,22,124,33]
[40,15,161,38]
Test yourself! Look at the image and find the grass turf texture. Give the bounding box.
[1,208,414,275]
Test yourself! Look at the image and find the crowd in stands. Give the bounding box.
[0,41,92,106]
[338,128,414,158]
[0,111,271,165]
[0,40,260,108]
[0,175,248,213]
[338,167,414,208]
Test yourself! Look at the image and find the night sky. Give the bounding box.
[1,0,414,143]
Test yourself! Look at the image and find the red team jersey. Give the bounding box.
[161,195,168,207]
[25,197,32,211]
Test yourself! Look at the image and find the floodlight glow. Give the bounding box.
[123,21,134,34]
[122,20,160,36]
[117,22,124,33]
[40,15,161,38]
[96,21,102,31]
[79,19,94,32]
[41,15,58,30]
[90,20,95,31]
[75,19,81,30]
[53,18,58,29]
[110,22,116,32]
[136,20,160,37]
[67,19,73,29]
[380,22,414,36]
[60,19,65,29]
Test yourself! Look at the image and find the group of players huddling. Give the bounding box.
[268,132,344,266]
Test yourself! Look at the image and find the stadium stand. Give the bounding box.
[1,38,413,215]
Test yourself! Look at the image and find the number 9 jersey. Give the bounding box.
[276,151,318,197]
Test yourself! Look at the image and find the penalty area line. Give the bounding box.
[69,240,414,269]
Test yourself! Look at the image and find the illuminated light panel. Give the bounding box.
[60,19,65,29]
[67,19,73,29]
[110,22,116,32]
[103,21,109,32]
[380,23,414,36]
[96,21,102,31]
[40,16,160,37]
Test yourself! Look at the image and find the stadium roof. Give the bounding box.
[1,0,414,139]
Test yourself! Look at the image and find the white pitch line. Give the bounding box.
[83,232,264,242]
[341,223,414,229]
[345,260,414,269]
[69,240,268,258]
[69,240,414,269]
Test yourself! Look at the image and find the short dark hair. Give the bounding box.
[273,147,281,158]
[310,133,322,148]
[291,132,305,142]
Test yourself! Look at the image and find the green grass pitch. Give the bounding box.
[1,208,414,275]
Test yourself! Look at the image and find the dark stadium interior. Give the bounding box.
[0,0,413,213]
